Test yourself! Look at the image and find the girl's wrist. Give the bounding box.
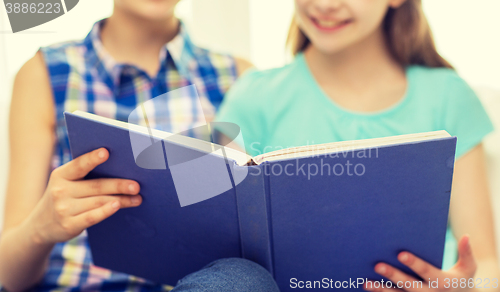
[22,215,54,248]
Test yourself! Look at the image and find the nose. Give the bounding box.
[314,0,343,13]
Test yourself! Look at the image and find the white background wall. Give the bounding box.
[0,1,499,230]
[422,0,500,89]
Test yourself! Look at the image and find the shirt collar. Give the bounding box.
[83,19,198,95]
[166,21,197,80]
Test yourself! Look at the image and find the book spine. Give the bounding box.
[233,164,274,274]
[262,163,275,277]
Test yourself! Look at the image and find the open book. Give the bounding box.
[65,110,456,291]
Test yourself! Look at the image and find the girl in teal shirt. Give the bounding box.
[217,0,498,290]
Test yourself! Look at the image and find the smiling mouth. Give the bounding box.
[311,18,353,31]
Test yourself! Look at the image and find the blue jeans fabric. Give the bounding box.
[171,258,280,292]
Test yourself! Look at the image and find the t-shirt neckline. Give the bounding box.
[296,52,413,118]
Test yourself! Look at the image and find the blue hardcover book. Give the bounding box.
[65,111,456,291]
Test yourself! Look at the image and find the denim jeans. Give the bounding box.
[171,258,280,292]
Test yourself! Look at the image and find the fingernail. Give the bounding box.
[128,183,136,193]
[465,235,470,247]
[400,253,409,263]
[98,150,105,158]
[375,265,386,274]
[111,201,120,209]
[131,196,141,205]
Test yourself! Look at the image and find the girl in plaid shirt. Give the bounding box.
[0,0,277,291]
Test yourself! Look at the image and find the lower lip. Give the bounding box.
[311,19,352,32]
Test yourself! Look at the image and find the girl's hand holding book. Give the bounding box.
[27,148,143,245]
[364,235,478,292]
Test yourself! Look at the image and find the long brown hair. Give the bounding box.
[286,0,453,69]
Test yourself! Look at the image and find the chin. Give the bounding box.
[308,39,355,55]
[123,2,176,21]
[115,0,177,21]
[131,8,172,22]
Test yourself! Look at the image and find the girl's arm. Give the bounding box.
[0,52,57,290]
[450,144,500,281]
[235,57,254,77]
[0,52,143,291]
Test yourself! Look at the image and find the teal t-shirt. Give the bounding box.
[216,53,494,270]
